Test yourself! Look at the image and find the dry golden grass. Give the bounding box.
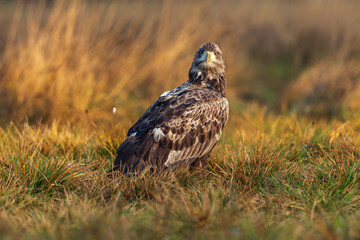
[1,0,360,124]
[1,109,360,239]
[281,61,360,116]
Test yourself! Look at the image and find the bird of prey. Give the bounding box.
[109,42,229,174]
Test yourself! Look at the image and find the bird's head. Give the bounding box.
[189,42,225,78]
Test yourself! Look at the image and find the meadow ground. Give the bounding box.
[1,0,360,239]
[1,109,360,239]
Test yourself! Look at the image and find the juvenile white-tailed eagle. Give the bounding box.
[109,42,229,173]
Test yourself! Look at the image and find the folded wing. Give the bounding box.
[111,86,229,173]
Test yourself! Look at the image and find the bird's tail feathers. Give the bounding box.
[109,139,140,174]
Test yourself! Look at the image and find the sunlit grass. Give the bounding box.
[1,109,360,239]
[1,0,360,124]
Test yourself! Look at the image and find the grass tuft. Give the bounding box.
[1,112,360,239]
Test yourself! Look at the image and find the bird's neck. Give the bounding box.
[188,70,227,96]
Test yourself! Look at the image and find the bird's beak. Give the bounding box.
[205,51,215,63]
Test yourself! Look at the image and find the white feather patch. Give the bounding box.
[160,90,170,97]
[152,128,165,142]
[165,150,183,167]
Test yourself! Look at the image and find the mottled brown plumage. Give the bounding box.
[109,42,229,174]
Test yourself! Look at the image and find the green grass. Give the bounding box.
[1,109,360,239]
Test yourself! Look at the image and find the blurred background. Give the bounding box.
[0,0,360,127]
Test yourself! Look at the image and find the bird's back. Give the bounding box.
[110,83,228,173]
[109,42,228,174]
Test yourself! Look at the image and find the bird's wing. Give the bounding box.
[126,82,191,138]
[118,86,229,169]
[158,93,229,167]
